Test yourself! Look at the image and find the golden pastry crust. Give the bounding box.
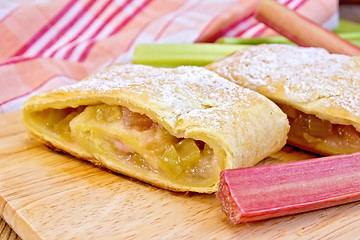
[206,44,360,155]
[207,44,360,130]
[22,64,289,193]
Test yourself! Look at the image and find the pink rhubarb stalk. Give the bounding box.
[217,152,360,223]
[255,0,360,56]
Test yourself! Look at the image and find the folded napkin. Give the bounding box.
[0,0,338,113]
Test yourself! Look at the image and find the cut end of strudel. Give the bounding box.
[22,64,289,193]
[206,44,360,156]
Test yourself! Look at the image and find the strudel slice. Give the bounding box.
[206,44,360,155]
[22,64,289,193]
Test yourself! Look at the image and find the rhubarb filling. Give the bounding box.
[29,104,224,188]
[278,104,360,155]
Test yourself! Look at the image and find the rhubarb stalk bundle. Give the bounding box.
[217,152,360,223]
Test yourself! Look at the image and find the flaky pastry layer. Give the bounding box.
[206,44,360,155]
[22,64,289,193]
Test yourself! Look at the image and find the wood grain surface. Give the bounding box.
[1,111,360,240]
[0,218,21,240]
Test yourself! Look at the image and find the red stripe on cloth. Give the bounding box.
[50,0,113,58]
[35,0,97,58]
[232,0,303,38]
[251,24,267,38]
[292,0,308,11]
[283,0,294,7]
[64,0,133,61]
[234,21,258,37]
[78,0,152,62]
[118,3,161,55]
[110,0,152,35]
[204,12,254,43]
[154,0,200,41]
[291,0,308,10]
[61,0,116,60]
[230,0,295,38]
[13,0,78,57]
[0,56,36,67]
[0,8,16,24]
[203,0,307,42]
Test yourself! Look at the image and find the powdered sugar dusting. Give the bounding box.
[51,64,264,128]
[29,64,289,171]
[208,44,360,117]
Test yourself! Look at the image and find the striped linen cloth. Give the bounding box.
[0,0,338,113]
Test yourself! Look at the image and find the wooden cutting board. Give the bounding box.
[1,111,360,240]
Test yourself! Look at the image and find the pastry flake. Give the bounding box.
[22,64,289,193]
[206,44,360,155]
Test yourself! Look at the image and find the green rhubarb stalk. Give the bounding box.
[217,32,360,46]
[216,36,294,45]
[132,17,360,68]
[132,43,247,68]
[338,32,360,41]
[333,19,360,34]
